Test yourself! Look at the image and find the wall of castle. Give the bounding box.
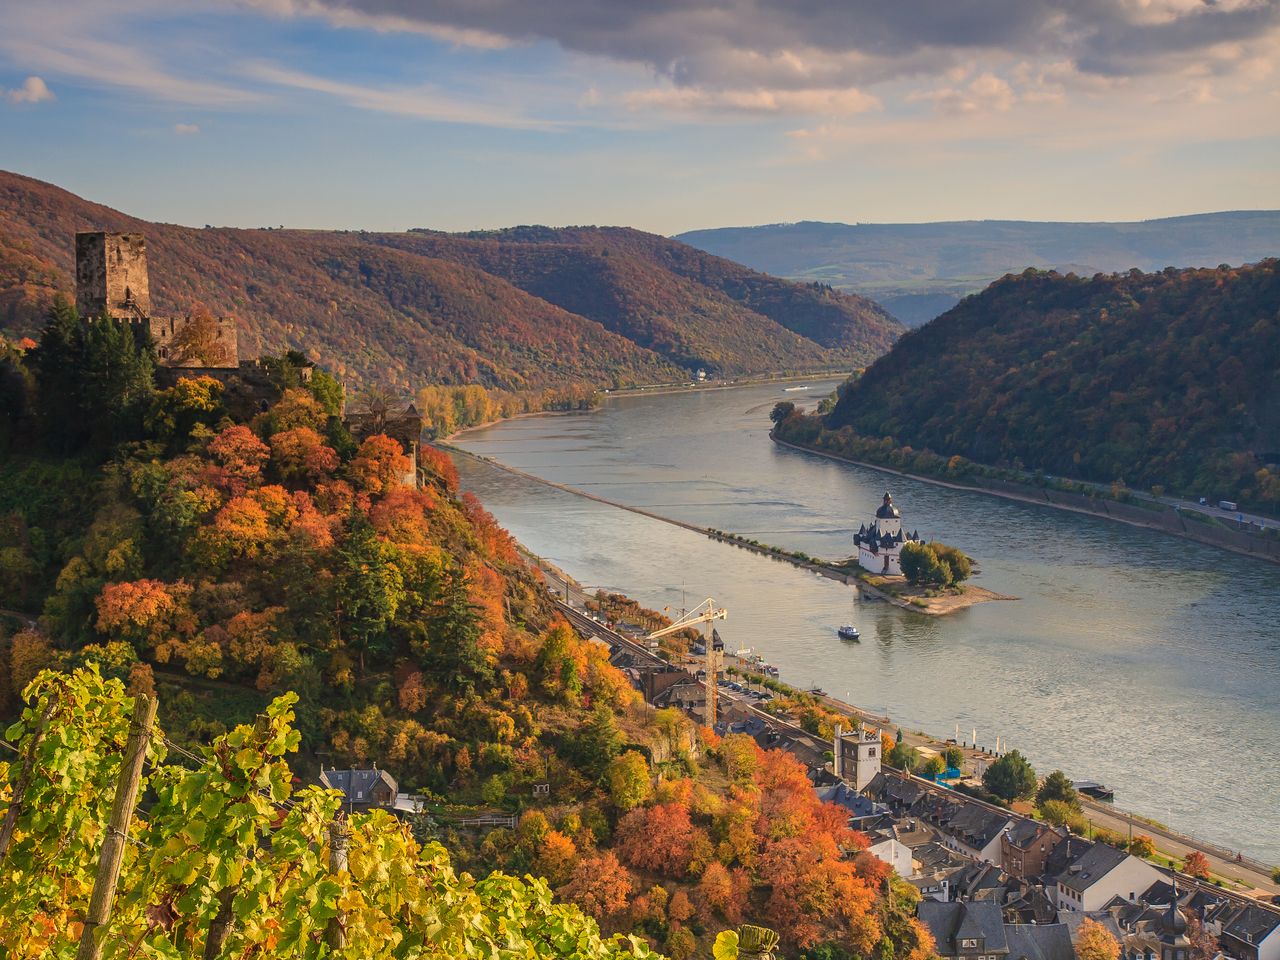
[149,315,240,368]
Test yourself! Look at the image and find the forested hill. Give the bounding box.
[0,170,901,389]
[818,262,1280,508]
[677,213,1280,325]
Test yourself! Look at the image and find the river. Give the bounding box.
[450,380,1280,863]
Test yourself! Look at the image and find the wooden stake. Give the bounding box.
[76,693,157,960]
[325,818,350,949]
[0,694,60,865]
[202,886,238,960]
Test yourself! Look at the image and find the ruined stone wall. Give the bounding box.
[75,232,150,320]
[149,314,239,368]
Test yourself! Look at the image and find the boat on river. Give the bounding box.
[837,624,861,641]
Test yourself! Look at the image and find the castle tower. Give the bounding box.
[76,232,151,321]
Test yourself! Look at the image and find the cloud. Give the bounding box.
[0,3,262,107]
[173,122,201,134]
[243,62,562,129]
[910,72,1016,115]
[5,75,55,103]
[626,85,880,117]
[236,0,1280,91]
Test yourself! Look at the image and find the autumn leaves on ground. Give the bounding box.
[0,303,934,959]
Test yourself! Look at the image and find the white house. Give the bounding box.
[853,492,922,576]
[867,837,914,877]
[1055,844,1164,914]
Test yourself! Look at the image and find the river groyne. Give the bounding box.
[771,434,1280,566]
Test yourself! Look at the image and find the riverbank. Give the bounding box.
[444,441,1009,616]
[771,433,1280,566]
[529,549,1279,897]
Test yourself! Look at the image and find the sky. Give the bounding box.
[0,0,1278,235]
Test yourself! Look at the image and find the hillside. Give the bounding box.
[677,213,1280,325]
[0,171,901,390]
[785,262,1280,510]
[0,310,931,957]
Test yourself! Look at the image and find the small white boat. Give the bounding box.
[783,385,810,392]
[837,624,860,641]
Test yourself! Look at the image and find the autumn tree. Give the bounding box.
[208,424,270,493]
[271,426,339,484]
[615,802,697,877]
[559,851,634,923]
[697,862,745,925]
[1129,835,1155,858]
[1076,917,1121,960]
[605,750,652,811]
[168,306,234,366]
[1182,851,1211,879]
[350,434,412,495]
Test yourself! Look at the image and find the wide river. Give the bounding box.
[451,381,1280,863]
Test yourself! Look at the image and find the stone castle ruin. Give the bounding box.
[75,231,239,369]
[72,230,423,444]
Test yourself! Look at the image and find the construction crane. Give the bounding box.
[647,599,727,725]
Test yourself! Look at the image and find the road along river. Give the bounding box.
[449,380,1280,864]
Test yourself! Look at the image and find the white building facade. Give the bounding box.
[854,492,922,576]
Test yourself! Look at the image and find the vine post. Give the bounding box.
[76,692,157,960]
[326,816,351,949]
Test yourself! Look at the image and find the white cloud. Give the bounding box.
[0,3,261,107]
[173,122,201,134]
[243,62,562,129]
[910,72,1016,115]
[625,85,880,117]
[5,75,54,103]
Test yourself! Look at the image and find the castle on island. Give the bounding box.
[853,492,922,576]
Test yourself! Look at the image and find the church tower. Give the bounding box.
[75,232,151,321]
[834,723,883,793]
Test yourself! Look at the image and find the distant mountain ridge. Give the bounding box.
[677,212,1280,325]
[0,170,901,390]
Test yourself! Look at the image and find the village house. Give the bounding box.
[1001,820,1063,881]
[1213,903,1280,960]
[918,900,1010,960]
[320,766,398,812]
[1053,841,1163,914]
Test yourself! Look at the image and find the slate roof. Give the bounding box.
[815,781,882,818]
[1004,924,1075,960]
[1219,904,1280,946]
[1043,835,1097,883]
[1004,819,1058,850]
[1057,842,1130,893]
[918,901,1009,956]
[320,767,398,804]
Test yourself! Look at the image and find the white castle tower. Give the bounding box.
[853,492,921,576]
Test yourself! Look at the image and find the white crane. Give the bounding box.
[647,598,727,724]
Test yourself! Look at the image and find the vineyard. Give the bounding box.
[0,667,667,959]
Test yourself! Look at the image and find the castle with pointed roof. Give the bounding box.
[853,491,922,576]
